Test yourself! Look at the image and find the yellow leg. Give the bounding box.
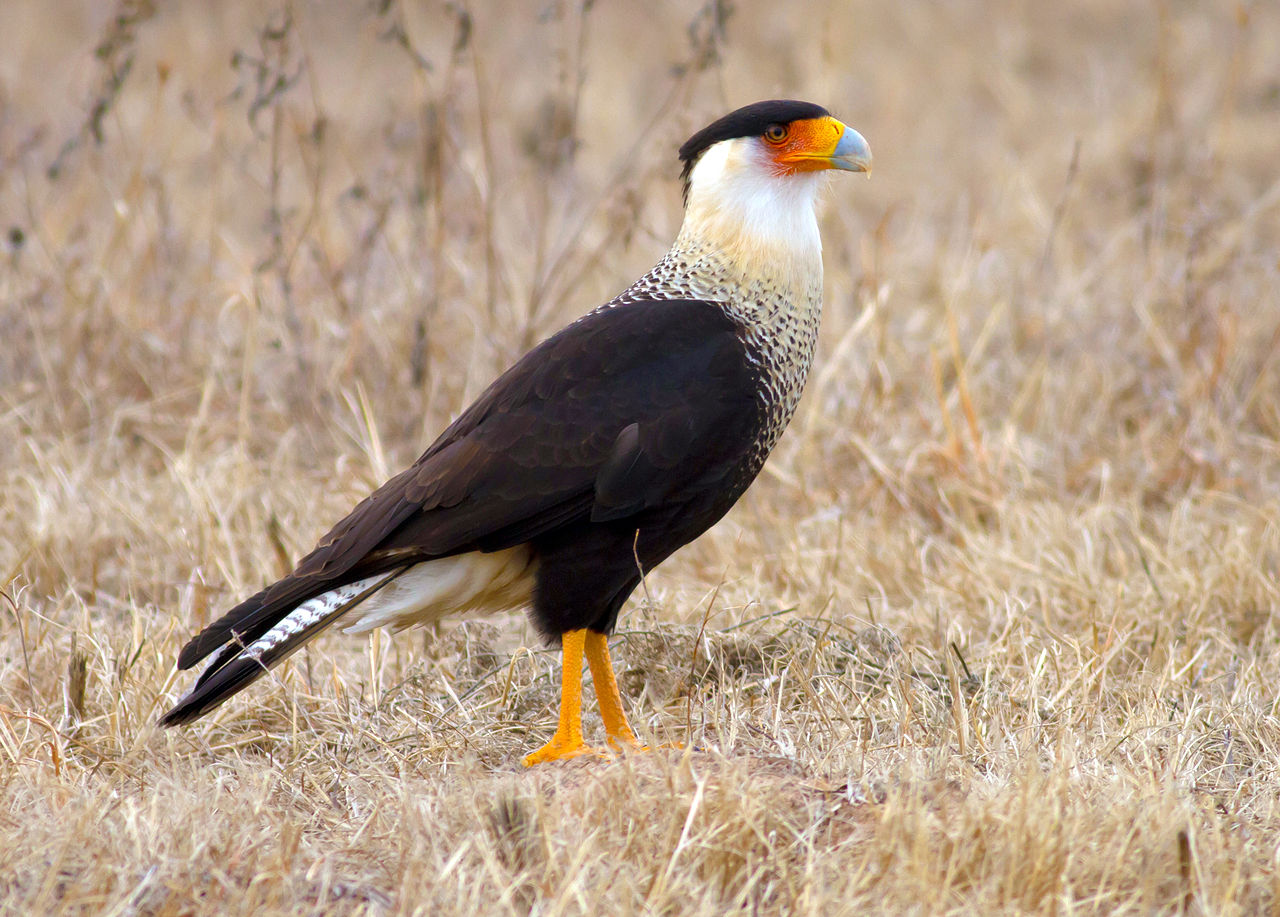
[584,630,641,750]
[523,629,603,766]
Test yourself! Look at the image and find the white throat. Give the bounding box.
[676,137,827,276]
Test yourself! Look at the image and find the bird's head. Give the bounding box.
[675,100,871,268]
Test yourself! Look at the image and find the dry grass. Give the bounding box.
[3,1,1280,913]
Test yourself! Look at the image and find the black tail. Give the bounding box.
[159,569,407,726]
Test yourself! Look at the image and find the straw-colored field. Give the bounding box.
[3,1,1280,913]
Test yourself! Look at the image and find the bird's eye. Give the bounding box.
[764,124,789,144]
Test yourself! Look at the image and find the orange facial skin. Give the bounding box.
[766,116,871,176]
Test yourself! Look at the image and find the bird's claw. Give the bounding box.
[522,738,608,767]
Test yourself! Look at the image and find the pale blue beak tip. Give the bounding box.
[832,127,872,174]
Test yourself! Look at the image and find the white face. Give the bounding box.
[680,135,829,264]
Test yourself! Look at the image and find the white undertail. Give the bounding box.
[243,547,535,660]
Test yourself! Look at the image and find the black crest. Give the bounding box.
[678,100,831,202]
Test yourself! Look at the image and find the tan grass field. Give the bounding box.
[3,1,1280,913]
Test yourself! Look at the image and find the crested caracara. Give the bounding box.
[160,100,872,765]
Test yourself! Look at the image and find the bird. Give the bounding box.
[160,99,872,765]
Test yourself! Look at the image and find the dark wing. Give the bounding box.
[174,298,761,670]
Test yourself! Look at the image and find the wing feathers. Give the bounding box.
[165,298,761,724]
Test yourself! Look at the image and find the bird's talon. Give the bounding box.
[522,739,607,767]
[604,735,686,755]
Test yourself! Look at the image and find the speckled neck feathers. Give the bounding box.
[611,136,829,459]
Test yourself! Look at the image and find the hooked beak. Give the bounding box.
[828,123,873,174]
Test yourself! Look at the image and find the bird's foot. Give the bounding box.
[604,728,643,754]
[605,733,684,755]
[522,735,608,767]
[523,733,682,766]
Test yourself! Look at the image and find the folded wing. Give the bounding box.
[161,298,761,723]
